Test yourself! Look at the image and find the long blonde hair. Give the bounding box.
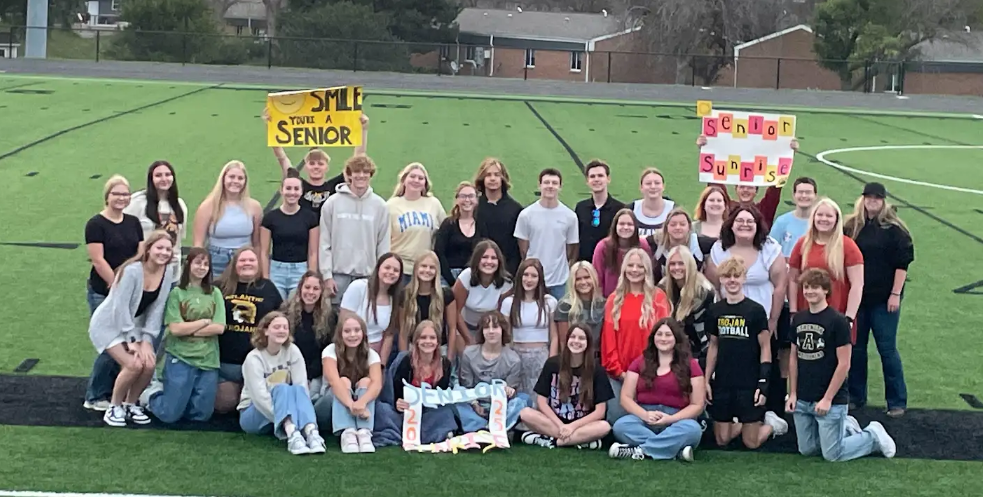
[392,162,433,198]
[409,320,444,386]
[449,181,477,220]
[561,261,603,321]
[474,157,511,195]
[611,248,661,331]
[799,197,846,280]
[203,161,253,234]
[399,252,445,341]
[660,246,714,320]
[655,208,694,249]
[843,196,912,240]
[114,230,174,283]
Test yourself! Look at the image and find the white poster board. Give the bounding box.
[699,109,797,186]
[401,379,510,453]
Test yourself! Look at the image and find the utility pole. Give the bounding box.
[25,0,49,58]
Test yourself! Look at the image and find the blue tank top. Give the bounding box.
[210,203,253,249]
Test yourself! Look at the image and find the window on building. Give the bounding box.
[465,45,476,60]
[0,48,7,58]
[235,25,245,36]
[524,49,535,68]
[570,51,583,71]
[111,0,120,11]
[439,45,450,58]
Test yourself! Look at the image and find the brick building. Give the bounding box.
[449,8,640,81]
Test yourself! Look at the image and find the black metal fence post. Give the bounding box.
[352,42,358,72]
[95,30,101,62]
[775,58,782,89]
[898,61,906,95]
[691,56,696,86]
[524,64,528,80]
[267,37,273,68]
[606,51,612,83]
[6,26,13,58]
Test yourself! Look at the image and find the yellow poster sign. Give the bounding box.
[266,86,363,148]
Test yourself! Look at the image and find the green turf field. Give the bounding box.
[0,74,981,496]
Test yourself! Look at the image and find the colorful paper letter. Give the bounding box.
[763,121,778,140]
[714,161,727,182]
[749,115,764,135]
[765,166,777,183]
[727,155,740,176]
[733,119,748,138]
[779,116,795,137]
[778,157,793,176]
[719,113,733,133]
[754,156,767,176]
[740,161,755,182]
[702,117,718,137]
[700,154,714,173]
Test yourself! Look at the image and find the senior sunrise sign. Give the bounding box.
[696,100,797,187]
[401,379,511,453]
[266,86,364,148]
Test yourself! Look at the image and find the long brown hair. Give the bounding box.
[558,324,598,408]
[366,253,403,326]
[473,157,510,195]
[639,318,693,398]
[603,208,643,271]
[178,246,213,294]
[409,320,444,386]
[467,240,510,287]
[509,258,549,329]
[334,314,371,381]
[476,311,512,345]
[282,271,333,343]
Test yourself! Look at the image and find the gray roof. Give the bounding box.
[912,32,983,62]
[225,0,265,20]
[456,8,624,42]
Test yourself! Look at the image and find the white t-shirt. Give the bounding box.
[456,267,513,327]
[710,237,783,319]
[630,199,677,237]
[321,344,382,368]
[340,279,392,344]
[513,200,579,287]
[500,295,557,343]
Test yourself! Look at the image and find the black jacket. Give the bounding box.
[853,220,914,306]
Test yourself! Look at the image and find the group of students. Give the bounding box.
[81,117,914,462]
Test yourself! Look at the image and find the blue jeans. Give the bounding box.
[331,386,376,434]
[239,384,318,440]
[612,405,703,460]
[606,377,628,424]
[455,393,530,432]
[793,401,876,461]
[148,354,219,423]
[547,284,566,301]
[208,246,236,279]
[849,303,907,410]
[85,284,120,403]
[269,260,308,300]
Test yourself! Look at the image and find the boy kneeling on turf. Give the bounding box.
[785,268,896,460]
[705,256,788,449]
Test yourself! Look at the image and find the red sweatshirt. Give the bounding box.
[601,289,672,379]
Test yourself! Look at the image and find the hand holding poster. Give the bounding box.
[266,86,363,148]
[698,103,797,186]
[401,379,510,453]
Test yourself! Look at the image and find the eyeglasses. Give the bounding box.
[591,208,601,228]
[109,192,132,198]
[457,193,477,200]
[734,219,756,225]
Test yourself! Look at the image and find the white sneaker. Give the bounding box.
[845,415,862,435]
[576,440,602,450]
[139,380,164,408]
[764,411,789,437]
[340,428,359,453]
[306,430,326,454]
[84,399,110,412]
[608,443,645,460]
[865,421,897,458]
[125,404,151,425]
[521,431,556,449]
[287,431,311,455]
[356,428,375,453]
[679,445,695,462]
[103,405,127,427]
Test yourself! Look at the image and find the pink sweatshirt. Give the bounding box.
[591,237,653,297]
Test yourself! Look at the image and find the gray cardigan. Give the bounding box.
[89,262,174,353]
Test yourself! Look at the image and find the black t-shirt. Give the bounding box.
[261,208,319,263]
[294,311,330,381]
[393,356,452,403]
[706,298,769,390]
[574,195,624,262]
[792,306,852,405]
[218,279,284,365]
[396,287,455,342]
[85,213,144,296]
[434,218,481,285]
[533,356,615,422]
[301,174,345,218]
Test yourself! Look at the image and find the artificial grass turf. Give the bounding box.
[1,80,983,410]
[0,424,978,497]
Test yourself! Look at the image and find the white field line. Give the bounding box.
[815,144,983,195]
[0,491,214,497]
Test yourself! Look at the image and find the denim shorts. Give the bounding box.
[208,246,237,279]
[269,260,308,300]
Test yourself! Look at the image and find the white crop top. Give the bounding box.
[457,268,513,327]
[500,295,557,344]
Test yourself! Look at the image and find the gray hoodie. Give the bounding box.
[318,183,391,280]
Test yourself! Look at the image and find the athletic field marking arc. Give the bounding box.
[0,491,214,497]
[815,145,983,195]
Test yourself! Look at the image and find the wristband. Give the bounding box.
[758,362,772,396]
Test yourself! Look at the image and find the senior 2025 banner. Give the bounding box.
[266,86,363,148]
[697,100,797,187]
[401,379,510,453]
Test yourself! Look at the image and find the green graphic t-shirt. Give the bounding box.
[163,285,225,370]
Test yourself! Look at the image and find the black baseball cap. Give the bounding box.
[862,182,887,198]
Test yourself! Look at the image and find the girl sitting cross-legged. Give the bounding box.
[518,323,613,449]
[238,311,325,455]
[609,318,706,462]
[321,315,384,453]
